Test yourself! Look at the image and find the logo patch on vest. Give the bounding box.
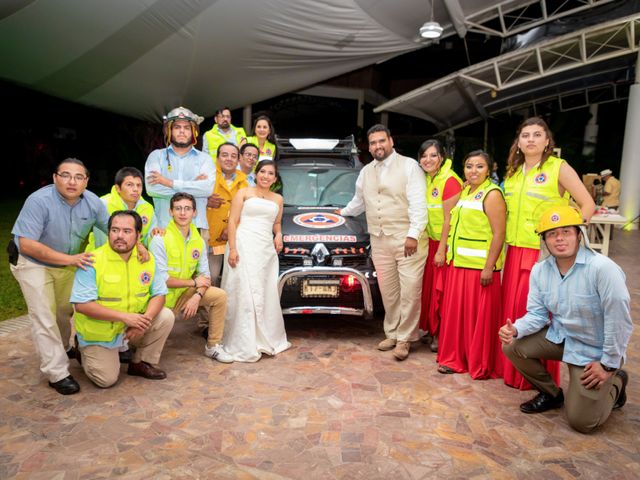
[139,271,151,285]
[534,173,547,184]
[191,248,201,260]
[474,191,484,200]
[550,213,560,223]
[293,212,345,229]
[141,215,149,225]
[431,187,439,198]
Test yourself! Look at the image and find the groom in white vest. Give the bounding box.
[340,125,428,360]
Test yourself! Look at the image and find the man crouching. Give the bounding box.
[71,210,175,387]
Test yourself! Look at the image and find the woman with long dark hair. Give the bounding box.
[417,139,462,352]
[437,150,506,379]
[501,117,595,389]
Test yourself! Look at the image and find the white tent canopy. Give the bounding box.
[1,0,574,121]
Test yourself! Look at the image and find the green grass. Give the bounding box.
[0,199,27,320]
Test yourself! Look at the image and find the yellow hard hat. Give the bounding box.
[536,205,584,235]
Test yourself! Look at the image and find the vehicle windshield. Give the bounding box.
[280,166,358,207]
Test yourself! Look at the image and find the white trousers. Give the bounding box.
[11,254,75,383]
[370,233,428,342]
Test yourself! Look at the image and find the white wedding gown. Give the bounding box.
[221,197,291,362]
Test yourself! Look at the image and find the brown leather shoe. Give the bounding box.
[393,341,410,361]
[127,361,167,380]
[377,338,396,351]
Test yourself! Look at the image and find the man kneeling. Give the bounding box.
[499,206,631,433]
[71,210,174,388]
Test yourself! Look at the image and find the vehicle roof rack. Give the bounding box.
[275,135,356,160]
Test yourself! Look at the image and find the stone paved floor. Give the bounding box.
[1,231,639,479]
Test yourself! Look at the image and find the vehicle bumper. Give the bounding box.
[277,266,374,318]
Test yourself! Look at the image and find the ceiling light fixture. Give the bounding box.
[419,1,443,39]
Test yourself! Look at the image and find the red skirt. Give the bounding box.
[419,238,448,336]
[437,266,504,380]
[501,245,561,389]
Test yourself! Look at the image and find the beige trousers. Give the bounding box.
[503,328,624,433]
[173,286,227,346]
[370,233,428,342]
[10,254,75,383]
[80,307,175,388]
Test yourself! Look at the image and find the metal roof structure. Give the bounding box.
[375,10,640,132]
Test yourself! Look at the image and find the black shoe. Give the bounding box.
[520,390,564,414]
[201,327,209,340]
[119,349,133,364]
[48,375,80,395]
[613,370,628,410]
[66,346,81,364]
[127,361,167,380]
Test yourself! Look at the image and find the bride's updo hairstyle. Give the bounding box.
[255,159,278,176]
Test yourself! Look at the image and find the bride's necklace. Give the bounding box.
[256,189,268,198]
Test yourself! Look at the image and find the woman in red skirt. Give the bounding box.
[437,150,506,379]
[418,139,462,352]
[502,117,595,389]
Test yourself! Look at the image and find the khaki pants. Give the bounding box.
[80,307,174,388]
[503,328,624,433]
[370,233,428,342]
[173,286,227,346]
[10,254,74,383]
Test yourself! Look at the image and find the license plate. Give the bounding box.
[301,280,339,297]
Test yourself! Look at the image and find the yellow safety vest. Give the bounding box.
[206,167,247,250]
[85,186,155,251]
[504,155,569,249]
[245,136,276,161]
[163,220,205,309]
[74,245,155,342]
[204,125,247,162]
[425,159,462,241]
[447,179,505,270]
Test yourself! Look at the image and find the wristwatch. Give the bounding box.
[600,363,616,372]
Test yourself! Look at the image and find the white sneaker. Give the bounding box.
[204,344,234,363]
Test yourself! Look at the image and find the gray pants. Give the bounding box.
[503,328,624,433]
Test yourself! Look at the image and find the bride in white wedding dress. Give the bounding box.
[221,160,291,362]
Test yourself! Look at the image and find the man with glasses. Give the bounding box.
[150,193,232,362]
[206,143,248,286]
[238,143,259,186]
[145,106,214,233]
[202,107,247,162]
[10,158,110,394]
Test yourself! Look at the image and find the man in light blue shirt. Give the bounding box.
[10,158,110,395]
[500,206,631,433]
[145,106,214,231]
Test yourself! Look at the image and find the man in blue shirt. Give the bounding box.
[71,211,174,388]
[10,158,110,395]
[500,206,632,433]
[145,106,215,232]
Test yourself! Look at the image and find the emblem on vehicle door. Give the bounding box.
[311,243,330,264]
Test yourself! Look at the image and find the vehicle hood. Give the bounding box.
[282,206,369,243]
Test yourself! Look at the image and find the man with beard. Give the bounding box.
[71,211,174,388]
[10,158,110,395]
[145,106,214,232]
[203,107,247,162]
[500,206,631,433]
[339,125,428,360]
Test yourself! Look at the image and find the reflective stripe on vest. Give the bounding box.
[74,245,155,342]
[446,178,504,270]
[245,136,276,161]
[163,220,205,309]
[425,159,462,241]
[204,125,247,162]
[504,155,569,249]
